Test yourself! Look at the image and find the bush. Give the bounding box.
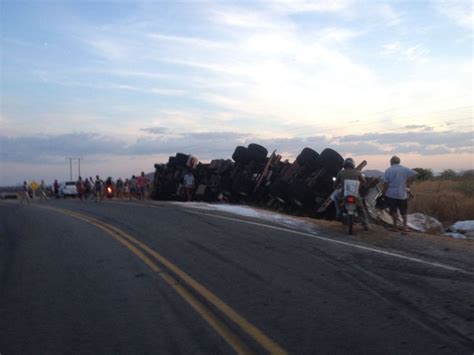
[454,180,474,197]
[410,179,474,223]
[438,169,457,180]
[413,168,433,181]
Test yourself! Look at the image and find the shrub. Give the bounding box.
[438,169,457,180]
[413,168,433,181]
[410,179,474,224]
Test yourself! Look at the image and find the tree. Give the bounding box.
[413,168,434,181]
[461,169,474,179]
[438,169,457,180]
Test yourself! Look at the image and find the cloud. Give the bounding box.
[0,133,125,163]
[85,38,131,61]
[375,3,402,26]
[337,131,473,151]
[382,41,430,63]
[404,124,432,130]
[103,84,185,96]
[141,127,169,135]
[127,132,252,158]
[390,144,452,156]
[318,27,364,43]
[31,70,185,97]
[269,0,353,14]
[332,142,386,155]
[209,8,286,30]
[147,33,230,50]
[435,0,474,30]
[2,128,473,167]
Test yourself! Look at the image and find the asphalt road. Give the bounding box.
[0,199,473,354]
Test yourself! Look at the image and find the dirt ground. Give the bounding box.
[297,216,474,272]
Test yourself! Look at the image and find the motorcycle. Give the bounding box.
[105,184,114,199]
[342,179,361,235]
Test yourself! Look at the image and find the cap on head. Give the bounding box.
[390,155,401,165]
[343,157,355,169]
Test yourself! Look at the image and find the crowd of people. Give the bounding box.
[20,171,153,203]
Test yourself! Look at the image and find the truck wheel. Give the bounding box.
[317,148,344,177]
[296,147,319,171]
[232,146,248,163]
[247,143,268,162]
[175,153,189,167]
[168,156,177,167]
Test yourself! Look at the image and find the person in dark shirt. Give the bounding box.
[331,158,369,230]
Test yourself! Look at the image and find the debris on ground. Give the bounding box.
[407,213,443,233]
[445,220,474,240]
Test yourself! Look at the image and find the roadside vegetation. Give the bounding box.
[409,169,474,224]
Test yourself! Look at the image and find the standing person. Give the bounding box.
[30,180,37,200]
[38,180,48,202]
[88,177,95,199]
[183,170,195,202]
[76,176,85,201]
[19,181,31,204]
[84,177,92,199]
[136,172,149,200]
[130,175,137,200]
[116,178,123,199]
[94,175,103,203]
[383,156,418,234]
[123,179,130,199]
[53,179,59,199]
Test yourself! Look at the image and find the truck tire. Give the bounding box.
[316,148,344,177]
[168,156,177,167]
[247,143,268,162]
[296,147,319,171]
[232,146,248,163]
[175,153,189,167]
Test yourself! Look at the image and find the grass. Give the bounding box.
[409,179,474,224]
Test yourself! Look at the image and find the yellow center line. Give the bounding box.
[43,206,287,355]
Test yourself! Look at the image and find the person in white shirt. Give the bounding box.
[183,170,195,202]
[383,156,418,234]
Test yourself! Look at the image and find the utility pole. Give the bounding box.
[68,157,82,180]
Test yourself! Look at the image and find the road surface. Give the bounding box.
[1,199,473,354]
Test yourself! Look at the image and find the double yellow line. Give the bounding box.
[46,206,287,355]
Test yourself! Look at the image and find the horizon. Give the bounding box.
[1,0,473,185]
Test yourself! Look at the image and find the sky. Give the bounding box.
[1,0,473,185]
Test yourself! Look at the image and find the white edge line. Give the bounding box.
[185,210,472,275]
[14,200,470,275]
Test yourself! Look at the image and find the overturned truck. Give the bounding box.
[152,144,375,219]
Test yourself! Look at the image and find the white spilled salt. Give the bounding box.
[444,232,467,240]
[170,202,319,233]
[451,221,474,232]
